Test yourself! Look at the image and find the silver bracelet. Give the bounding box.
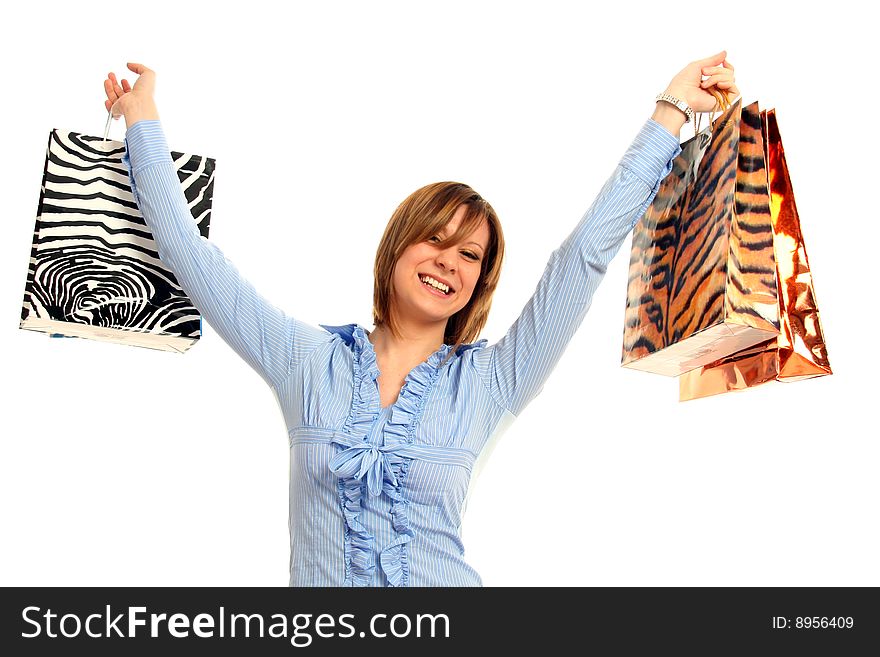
[655,93,694,123]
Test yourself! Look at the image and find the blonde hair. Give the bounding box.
[372,181,504,350]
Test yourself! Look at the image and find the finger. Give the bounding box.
[109,72,125,97]
[103,78,114,101]
[108,72,123,98]
[703,67,734,82]
[127,62,151,75]
[695,50,727,66]
[700,74,729,87]
[121,79,131,93]
[722,59,735,72]
[705,70,735,83]
[714,83,739,105]
[701,65,726,76]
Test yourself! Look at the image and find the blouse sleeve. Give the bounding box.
[471,118,682,416]
[122,120,326,390]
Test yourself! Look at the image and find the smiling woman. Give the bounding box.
[372,181,504,355]
[102,52,737,587]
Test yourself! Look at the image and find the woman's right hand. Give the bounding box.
[103,63,160,128]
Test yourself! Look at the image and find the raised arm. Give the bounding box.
[472,119,680,414]
[105,64,326,389]
[472,51,738,415]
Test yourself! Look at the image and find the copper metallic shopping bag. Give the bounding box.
[19,128,215,353]
[677,108,831,400]
[620,99,831,399]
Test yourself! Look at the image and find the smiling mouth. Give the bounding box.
[418,274,453,296]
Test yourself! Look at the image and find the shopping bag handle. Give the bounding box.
[694,88,735,136]
[102,98,124,142]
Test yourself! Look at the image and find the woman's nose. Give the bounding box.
[435,248,456,272]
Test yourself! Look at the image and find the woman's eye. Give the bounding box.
[425,235,478,260]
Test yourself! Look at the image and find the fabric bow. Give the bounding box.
[328,442,399,497]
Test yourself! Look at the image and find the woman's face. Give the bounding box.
[391,204,490,330]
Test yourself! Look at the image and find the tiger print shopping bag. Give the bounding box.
[19,129,215,353]
[620,99,831,399]
[676,108,831,400]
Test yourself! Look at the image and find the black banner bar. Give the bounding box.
[2,587,876,654]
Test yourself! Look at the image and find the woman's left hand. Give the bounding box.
[664,50,740,113]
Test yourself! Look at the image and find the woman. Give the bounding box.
[104,52,738,586]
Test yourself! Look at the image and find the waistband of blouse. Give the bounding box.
[289,426,475,470]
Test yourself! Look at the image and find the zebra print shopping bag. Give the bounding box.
[620,99,831,399]
[19,129,215,353]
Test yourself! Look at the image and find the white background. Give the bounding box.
[1,1,875,586]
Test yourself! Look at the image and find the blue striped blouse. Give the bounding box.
[122,118,681,586]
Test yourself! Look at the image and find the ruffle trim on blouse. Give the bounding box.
[319,323,479,587]
[321,324,382,586]
[384,340,450,444]
[379,457,413,587]
[379,345,451,587]
[336,473,373,587]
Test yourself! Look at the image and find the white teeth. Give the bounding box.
[420,275,450,293]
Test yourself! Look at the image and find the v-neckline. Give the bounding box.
[361,327,451,411]
[318,323,489,417]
